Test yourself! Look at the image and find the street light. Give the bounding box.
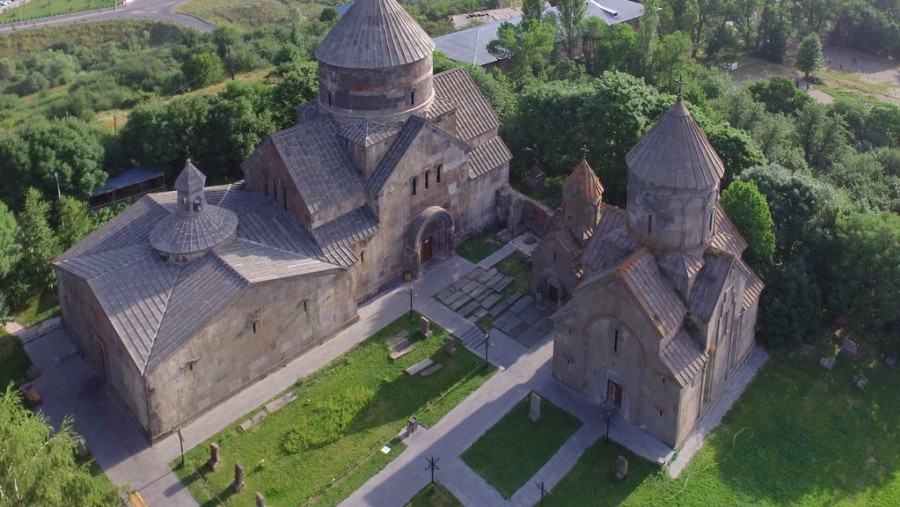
[407,287,415,321]
[482,329,491,369]
[600,400,619,445]
[53,171,61,199]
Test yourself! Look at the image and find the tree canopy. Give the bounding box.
[720,180,777,263]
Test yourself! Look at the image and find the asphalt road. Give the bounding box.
[0,0,216,34]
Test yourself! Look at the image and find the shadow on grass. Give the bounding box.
[544,440,657,506]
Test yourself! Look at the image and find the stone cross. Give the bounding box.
[207,443,220,470]
[615,455,629,480]
[234,462,245,492]
[529,392,542,422]
[445,336,456,355]
[255,492,266,507]
[419,316,432,337]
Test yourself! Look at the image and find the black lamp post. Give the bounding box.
[482,329,490,369]
[408,287,415,321]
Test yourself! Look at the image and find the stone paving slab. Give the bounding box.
[469,284,489,299]
[502,292,524,307]
[497,315,522,334]
[494,276,514,292]
[436,288,454,302]
[448,295,470,311]
[481,293,502,309]
[471,308,488,322]
[476,268,496,283]
[509,321,531,338]
[461,280,481,293]
[488,301,509,317]
[509,294,534,314]
[458,301,480,316]
[519,303,544,324]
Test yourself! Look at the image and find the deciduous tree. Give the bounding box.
[795,33,824,79]
[720,180,776,263]
[17,189,60,292]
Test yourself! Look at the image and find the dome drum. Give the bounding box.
[626,178,719,252]
[318,57,434,123]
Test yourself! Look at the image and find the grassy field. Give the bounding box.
[0,0,112,23]
[13,290,59,327]
[173,0,325,29]
[0,329,31,389]
[406,482,462,507]
[0,20,185,58]
[172,313,496,506]
[495,251,530,296]
[461,394,582,499]
[546,346,899,506]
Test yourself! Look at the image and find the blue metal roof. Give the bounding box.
[93,167,164,195]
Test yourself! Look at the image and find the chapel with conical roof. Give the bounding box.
[53,0,511,441]
[548,99,763,449]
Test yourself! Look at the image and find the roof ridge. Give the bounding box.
[142,261,189,372]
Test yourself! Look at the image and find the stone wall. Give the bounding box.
[497,185,555,237]
[145,269,355,439]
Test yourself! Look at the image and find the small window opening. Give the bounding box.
[659,410,664,417]
[252,322,257,333]
[436,164,442,183]
[302,300,308,314]
[412,176,417,196]
[189,362,193,371]
[709,211,714,231]
[647,215,653,234]
[614,329,619,352]
[553,253,557,261]
[411,91,415,105]
[328,91,332,106]
[360,251,365,263]
[662,377,666,384]
[193,196,202,212]
[425,170,430,189]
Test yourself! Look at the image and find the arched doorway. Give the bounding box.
[407,207,454,278]
[539,272,564,305]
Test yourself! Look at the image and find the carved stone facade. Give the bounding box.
[551,99,763,448]
[54,0,510,440]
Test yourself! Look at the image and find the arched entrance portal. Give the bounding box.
[540,272,564,305]
[407,207,454,278]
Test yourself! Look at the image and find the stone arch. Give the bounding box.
[538,269,564,305]
[406,206,454,278]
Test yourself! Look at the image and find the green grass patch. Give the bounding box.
[0,329,31,389]
[545,441,658,506]
[0,21,186,58]
[494,251,530,297]
[455,224,504,263]
[174,0,324,29]
[172,313,496,506]
[0,0,113,23]
[405,482,463,507]
[13,290,59,327]
[548,348,900,506]
[461,394,582,499]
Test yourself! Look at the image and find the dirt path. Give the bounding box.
[730,46,899,105]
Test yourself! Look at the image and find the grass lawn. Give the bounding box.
[13,290,60,327]
[405,482,462,507]
[0,329,31,389]
[455,224,504,263]
[0,0,110,22]
[173,313,496,506]
[174,0,324,29]
[494,251,530,297]
[547,347,899,506]
[462,394,582,499]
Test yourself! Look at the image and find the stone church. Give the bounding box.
[53,0,510,441]
[541,98,763,448]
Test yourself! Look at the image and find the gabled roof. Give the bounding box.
[54,184,343,374]
[626,99,725,190]
[339,121,401,147]
[468,136,512,178]
[315,0,435,69]
[689,253,736,322]
[367,115,469,193]
[735,259,764,311]
[709,206,748,257]
[660,329,707,387]
[563,160,604,203]
[433,67,500,142]
[269,119,365,217]
[312,206,379,266]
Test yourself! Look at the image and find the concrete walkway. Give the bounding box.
[667,346,769,478]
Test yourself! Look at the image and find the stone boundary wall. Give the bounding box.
[497,185,555,238]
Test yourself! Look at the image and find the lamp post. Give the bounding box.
[408,287,415,321]
[600,400,619,445]
[177,428,185,467]
[53,171,61,199]
[482,329,490,369]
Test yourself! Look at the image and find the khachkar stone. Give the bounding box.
[234,462,245,492]
[445,336,456,355]
[207,443,220,469]
[616,455,629,480]
[420,316,432,337]
[255,492,266,507]
[529,392,542,422]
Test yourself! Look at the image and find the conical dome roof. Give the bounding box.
[626,99,724,190]
[174,159,205,192]
[315,0,435,69]
[563,159,604,202]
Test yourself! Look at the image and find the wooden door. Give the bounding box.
[547,284,559,303]
[607,380,623,408]
[421,236,433,262]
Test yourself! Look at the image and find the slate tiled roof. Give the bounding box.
[270,120,365,216]
[433,67,500,142]
[626,99,725,190]
[339,121,401,147]
[425,94,457,120]
[174,160,205,192]
[659,252,705,288]
[581,217,636,275]
[563,160,603,202]
[689,253,736,322]
[735,259,764,311]
[312,206,379,251]
[593,204,626,238]
[367,116,427,193]
[468,136,512,178]
[315,0,435,69]
[616,249,687,338]
[54,185,342,374]
[709,207,748,258]
[149,205,238,257]
[660,329,707,387]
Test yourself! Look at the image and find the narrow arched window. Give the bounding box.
[709,211,715,231]
[425,170,430,189]
[614,329,620,352]
[412,177,417,196]
[647,215,653,234]
[328,91,332,106]
[436,164,442,183]
[411,91,416,105]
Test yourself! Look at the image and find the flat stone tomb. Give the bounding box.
[405,358,434,376]
[387,330,415,360]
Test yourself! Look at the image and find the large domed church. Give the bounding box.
[53,0,510,440]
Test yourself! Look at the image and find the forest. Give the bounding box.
[0,0,897,354]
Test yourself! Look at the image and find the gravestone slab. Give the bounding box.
[445,336,456,355]
[820,357,836,370]
[208,443,220,469]
[885,356,896,369]
[471,308,488,322]
[255,492,266,507]
[449,296,471,311]
[856,376,868,390]
[234,462,245,492]
[386,330,411,348]
[419,316,432,337]
[529,392,542,422]
[503,292,524,307]
[405,358,434,376]
[459,301,480,316]
[265,392,297,414]
[489,301,510,316]
[510,295,534,314]
[420,363,443,377]
[481,293,503,309]
[389,341,415,360]
[841,339,859,359]
[495,276,514,292]
[616,456,629,480]
[251,410,268,425]
[239,420,253,432]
